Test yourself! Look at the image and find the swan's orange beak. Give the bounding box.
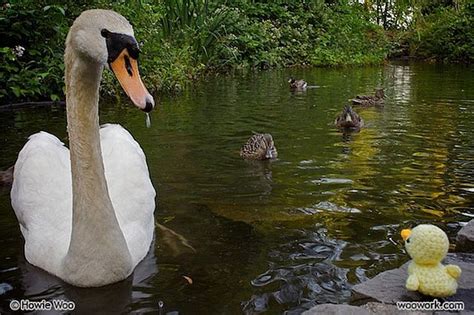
[401,229,411,241]
[110,48,154,112]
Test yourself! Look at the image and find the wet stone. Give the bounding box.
[457,219,474,253]
[302,302,427,315]
[241,293,270,314]
[363,302,425,314]
[350,253,474,311]
[302,303,369,315]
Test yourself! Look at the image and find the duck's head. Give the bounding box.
[341,105,360,124]
[66,9,154,112]
[343,105,354,123]
[401,224,449,265]
[262,133,277,159]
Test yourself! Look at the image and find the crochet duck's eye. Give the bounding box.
[406,238,410,243]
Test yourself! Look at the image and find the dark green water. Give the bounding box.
[0,62,473,314]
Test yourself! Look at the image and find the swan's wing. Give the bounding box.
[100,124,156,267]
[11,132,72,274]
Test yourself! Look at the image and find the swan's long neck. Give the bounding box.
[62,44,132,286]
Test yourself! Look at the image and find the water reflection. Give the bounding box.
[0,62,473,313]
[243,227,351,314]
[389,63,413,103]
[1,240,158,314]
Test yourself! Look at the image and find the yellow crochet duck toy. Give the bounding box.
[401,224,461,297]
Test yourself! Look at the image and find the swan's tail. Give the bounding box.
[0,165,14,186]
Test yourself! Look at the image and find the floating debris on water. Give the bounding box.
[311,178,354,185]
[0,283,13,295]
[298,201,361,214]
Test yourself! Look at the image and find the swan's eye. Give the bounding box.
[101,28,110,38]
[103,30,140,63]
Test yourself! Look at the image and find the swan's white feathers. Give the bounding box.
[100,124,155,266]
[12,125,155,274]
[11,132,72,273]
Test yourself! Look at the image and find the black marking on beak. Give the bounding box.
[143,101,153,113]
[124,55,133,77]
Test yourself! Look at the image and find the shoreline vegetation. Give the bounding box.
[1,0,472,104]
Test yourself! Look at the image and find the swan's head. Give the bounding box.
[67,9,154,112]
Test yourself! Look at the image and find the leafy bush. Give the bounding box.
[5,0,470,104]
[0,3,68,102]
[409,3,474,62]
[310,4,389,66]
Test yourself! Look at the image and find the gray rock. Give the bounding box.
[303,302,425,315]
[457,219,474,253]
[302,303,369,315]
[363,302,425,314]
[351,264,419,305]
[351,253,474,312]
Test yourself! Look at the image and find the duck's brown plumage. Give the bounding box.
[351,88,384,106]
[240,133,278,160]
[335,105,364,131]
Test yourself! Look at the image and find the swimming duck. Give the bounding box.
[351,88,384,106]
[335,105,364,131]
[240,133,278,160]
[11,10,155,287]
[288,78,307,91]
[401,224,461,297]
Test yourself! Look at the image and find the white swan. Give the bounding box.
[10,9,156,287]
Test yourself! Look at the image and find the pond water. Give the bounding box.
[0,62,473,314]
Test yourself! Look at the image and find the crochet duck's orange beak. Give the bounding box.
[401,229,412,241]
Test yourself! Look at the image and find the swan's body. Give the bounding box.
[11,10,155,287]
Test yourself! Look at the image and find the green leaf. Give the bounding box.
[10,86,22,97]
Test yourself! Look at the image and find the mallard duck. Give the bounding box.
[10,9,155,287]
[240,133,278,160]
[351,88,384,106]
[0,166,13,186]
[335,105,364,131]
[288,77,307,91]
